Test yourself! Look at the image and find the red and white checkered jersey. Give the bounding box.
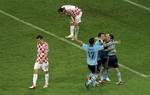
[36,42,48,64]
[62,5,81,17]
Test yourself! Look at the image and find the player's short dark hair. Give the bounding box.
[98,33,105,37]
[109,34,114,40]
[58,7,64,13]
[89,37,95,45]
[36,35,43,39]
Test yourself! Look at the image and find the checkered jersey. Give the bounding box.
[62,5,81,17]
[36,42,48,64]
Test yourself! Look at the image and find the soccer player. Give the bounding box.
[29,35,49,89]
[95,33,105,75]
[75,38,103,88]
[95,33,111,82]
[105,34,123,85]
[58,5,82,40]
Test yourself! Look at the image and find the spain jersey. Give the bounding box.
[95,40,104,61]
[61,5,81,17]
[36,42,48,64]
[107,40,117,56]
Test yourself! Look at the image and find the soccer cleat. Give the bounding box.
[65,34,73,39]
[116,81,124,85]
[99,80,107,84]
[43,84,48,88]
[29,85,36,89]
[106,77,111,82]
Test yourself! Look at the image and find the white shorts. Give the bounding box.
[34,62,49,72]
[75,11,82,23]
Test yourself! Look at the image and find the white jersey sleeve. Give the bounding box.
[61,5,76,10]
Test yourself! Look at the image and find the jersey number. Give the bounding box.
[88,51,95,60]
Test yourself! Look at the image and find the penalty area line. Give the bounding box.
[121,0,150,78]
[123,0,150,12]
[119,64,150,78]
[0,9,149,78]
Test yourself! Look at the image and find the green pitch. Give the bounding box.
[0,0,150,95]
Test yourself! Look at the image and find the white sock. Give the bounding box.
[100,68,104,80]
[74,26,79,38]
[87,73,93,84]
[91,74,96,82]
[91,74,97,86]
[45,73,49,85]
[102,69,108,80]
[87,79,92,84]
[33,74,38,86]
[117,72,122,82]
[70,25,74,36]
[100,76,103,81]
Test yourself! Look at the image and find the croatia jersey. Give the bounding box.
[61,5,81,17]
[82,44,103,66]
[36,42,48,64]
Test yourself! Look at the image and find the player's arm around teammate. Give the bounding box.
[105,34,123,85]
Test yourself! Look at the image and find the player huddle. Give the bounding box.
[29,5,123,89]
[75,33,123,88]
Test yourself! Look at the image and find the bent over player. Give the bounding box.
[29,35,49,89]
[58,5,82,40]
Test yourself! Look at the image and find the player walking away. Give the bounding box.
[105,34,123,85]
[75,38,103,88]
[58,5,82,40]
[29,35,49,89]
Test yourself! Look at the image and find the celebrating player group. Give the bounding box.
[75,33,123,88]
[29,4,123,89]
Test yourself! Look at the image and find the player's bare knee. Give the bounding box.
[70,23,74,26]
[115,68,120,73]
[76,23,79,26]
[34,69,38,74]
[74,23,79,27]
[45,71,49,74]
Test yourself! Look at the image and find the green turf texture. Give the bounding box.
[0,0,150,95]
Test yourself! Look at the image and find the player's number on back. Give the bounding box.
[88,51,95,60]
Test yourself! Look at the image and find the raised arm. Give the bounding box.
[75,39,83,46]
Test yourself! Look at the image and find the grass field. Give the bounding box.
[0,0,150,95]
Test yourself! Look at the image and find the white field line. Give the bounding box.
[0,10,82,50]
[122,0,150,77]
[123,0,150,11]
[0,9,149,77]
[119,64,148,77]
